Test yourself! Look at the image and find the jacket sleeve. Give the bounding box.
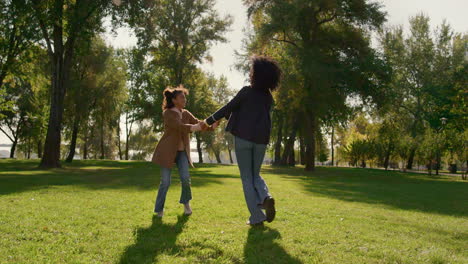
[205,86,248,125]
[164,111,192,134]
[185,110,201,124]
[185,110,215,131]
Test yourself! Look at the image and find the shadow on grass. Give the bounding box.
[263,166,468,217]
[0,159,237,196]
[244,226,302,264]
[117,214,189,264]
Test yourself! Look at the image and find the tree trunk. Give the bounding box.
[331,126,334,166]
[39,50,75,167]
[304,113,316,171]
[124,136,129,160]
[10,138,18,158]
[100,113,105,159]
[288,147,295,166]
[27,136,32,159]
[435,152,441,175]
[37,138,43,158]
[117,116,123,160]
[428,159,432,176]
[38,0,80,168]
[281,119,298,166]
[281,137,294,165]
[107,120,113,160]
[65,116,80,162]
[83,119,92,160]
[299,134,305,165]
[273,115,283,165]
[124,112,133,160]
[214,150,221,163]
[406,146,416,169]
[39,64,66,167]
[196,133,203,163]
[83,133,88,160]
[383,141,392,170]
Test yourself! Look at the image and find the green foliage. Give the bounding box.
[0,0,40,88]
[240,0,391,170]
[378,14,467,170]
[128,122,158,160]
[0,44,49,158]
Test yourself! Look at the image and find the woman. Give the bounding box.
[151,85,218,218]
[203,55,282,226]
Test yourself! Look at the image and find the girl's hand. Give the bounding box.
[212,120,220,129]
[200,121,209,131]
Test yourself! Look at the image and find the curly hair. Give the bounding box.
[249,55,282,92]
[162,85,189,110]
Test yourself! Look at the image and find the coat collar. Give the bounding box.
[169,107,183,118]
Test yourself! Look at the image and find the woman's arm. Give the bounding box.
[164,111,199,133]
[205,86,249,126]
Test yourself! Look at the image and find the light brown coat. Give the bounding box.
[151,109,204,168]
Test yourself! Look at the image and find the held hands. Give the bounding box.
[199,121,209,131]
[212,120,220,129]
[199,120,220,131]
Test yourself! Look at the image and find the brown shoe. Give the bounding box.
[263,196,276,223]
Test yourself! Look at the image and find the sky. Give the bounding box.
[1,0,467,146]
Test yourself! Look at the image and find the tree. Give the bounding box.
[30,0,119,168]
[0,45,48,158]
[243,0,390,170]
[235,26,304,166]
[379,15,467,170]
[92,47,127,160]
[128,0,232,85]
[189,71,227,163]
[128,121,158,160]
[63,36,114,162]
[119,48,144,160]
[0,0,40,91]
[123,0,232,160]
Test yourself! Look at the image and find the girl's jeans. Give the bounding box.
[154,151,192,212]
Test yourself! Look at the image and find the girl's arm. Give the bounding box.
[164,111,199,133]
[185,110,216,131]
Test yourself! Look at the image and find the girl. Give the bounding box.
[204,55,282,226]
[151,85,218,217]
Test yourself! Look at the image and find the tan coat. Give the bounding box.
[151,108,205,168]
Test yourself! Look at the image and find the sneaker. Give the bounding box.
[246,220,264,227]
[155,211,164,218]
[184,202,192,215]
[263,196,276,223]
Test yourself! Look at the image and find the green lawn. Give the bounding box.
[0,159,466,264]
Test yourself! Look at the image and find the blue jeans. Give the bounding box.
[234,136,271,224]
[154,151,192,213]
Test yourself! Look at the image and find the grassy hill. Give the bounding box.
[0,159,466,263]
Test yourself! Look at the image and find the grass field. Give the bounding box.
[0,159,466,264]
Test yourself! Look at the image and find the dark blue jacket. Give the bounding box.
[206,86,274,144]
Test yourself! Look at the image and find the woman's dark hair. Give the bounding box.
[162,85,189,110]
[249,55,282,91]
